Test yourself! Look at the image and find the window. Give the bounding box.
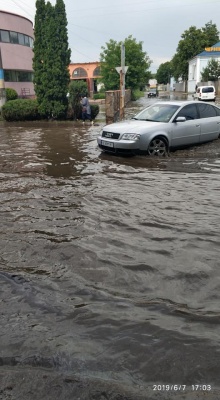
[176,104,198,120]
[72,68,88,77]
[0,29,33,47]
[24,35,30,46]
[197,103,218,118]
[29,37,34,48]
[93,66,101,76]
[4,70,17,81]
[10,31,19,44]
[202,87,214,93]
[18,33,25,45]
[17,71,33,82]
[4,70,33,82]
[1,30,10,43]
[135,104,179,122]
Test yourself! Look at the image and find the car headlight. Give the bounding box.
[122,133,140,140]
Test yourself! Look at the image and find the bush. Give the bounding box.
[67,81,100,120]
[1,94,100,122]
[5,88,18,101]
[2,99,41,121]
[91,104,99,120]
[93,93,105,100]
[131,89,145,101]
[68,80,88,119]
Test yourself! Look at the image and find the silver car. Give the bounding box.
[97,100,220,156]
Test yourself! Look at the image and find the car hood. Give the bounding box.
[102,120,167,134]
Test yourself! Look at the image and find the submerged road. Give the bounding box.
[0,94,220,399]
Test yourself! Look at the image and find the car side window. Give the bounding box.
[176,104,198,120]
[214,106,220,116]
[197,103,217,118]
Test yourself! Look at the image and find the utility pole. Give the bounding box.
[120,43,125,120]
[116,44,128,120]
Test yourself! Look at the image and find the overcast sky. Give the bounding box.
[0,0,220,72]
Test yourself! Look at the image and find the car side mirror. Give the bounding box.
[174,116,186,122]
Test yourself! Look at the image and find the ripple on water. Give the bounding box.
[1,122,220,395]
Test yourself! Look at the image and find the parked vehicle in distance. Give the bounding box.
[194,85,216,101]
[97,100,220,156]
[148,88,158,98]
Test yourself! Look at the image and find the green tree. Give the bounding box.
[33,0,47,107]
[156,61,172,84]
[171,21,219,81]
[202,21,219,47]
[33,0,71,119]
[171,26,206,81]
[100,35,151,94]
[201,59,220,81]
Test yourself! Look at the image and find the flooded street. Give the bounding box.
[0,95,220,400]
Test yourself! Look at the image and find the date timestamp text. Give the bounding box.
[153,384,212,391]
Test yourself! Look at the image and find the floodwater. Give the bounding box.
[0,95,220,400]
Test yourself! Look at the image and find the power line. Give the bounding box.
[9,0,35,19]
[68,0,220,15]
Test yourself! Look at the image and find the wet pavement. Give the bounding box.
[0,93,220,399]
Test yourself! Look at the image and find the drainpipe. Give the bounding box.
[0,48,6,109]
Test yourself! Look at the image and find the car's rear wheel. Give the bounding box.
[147,137,168,156]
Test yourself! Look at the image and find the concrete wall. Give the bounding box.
[105,89,131,124]
[174,81,187,92]
[0,11,33,36]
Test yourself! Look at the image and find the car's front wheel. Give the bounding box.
[147,137,168,156]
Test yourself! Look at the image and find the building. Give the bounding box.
[0,10,34,96]
[188,41,220,93]
[69,62,101,96]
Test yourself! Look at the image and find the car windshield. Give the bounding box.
[132,104,180,122]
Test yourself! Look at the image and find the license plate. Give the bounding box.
[101,140,114,148]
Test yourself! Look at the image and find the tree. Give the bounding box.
[201,59,220,81]
[33,0,71,119]
[171,21,219,81]
[202,21,219,47]
[33,0,47,110]
[156,62,172,84]
[100,35,152,93]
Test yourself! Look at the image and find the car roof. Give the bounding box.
[153,100,197,106]
[197,85,215,89]
[144,100,220,110]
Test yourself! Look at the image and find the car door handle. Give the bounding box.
[217,122,220,124]
[196,124,200,127]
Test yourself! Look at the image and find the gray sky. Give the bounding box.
[0,0,220,72]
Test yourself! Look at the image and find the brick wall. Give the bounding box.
[105,89,131,124]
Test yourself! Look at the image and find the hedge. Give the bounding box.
[2,99,41,121]
[2,98,100,122]
[93,93,105,100]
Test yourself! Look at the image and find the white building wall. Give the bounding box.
[188,54,220,93]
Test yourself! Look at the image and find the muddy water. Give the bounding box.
[0,97,220,400]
